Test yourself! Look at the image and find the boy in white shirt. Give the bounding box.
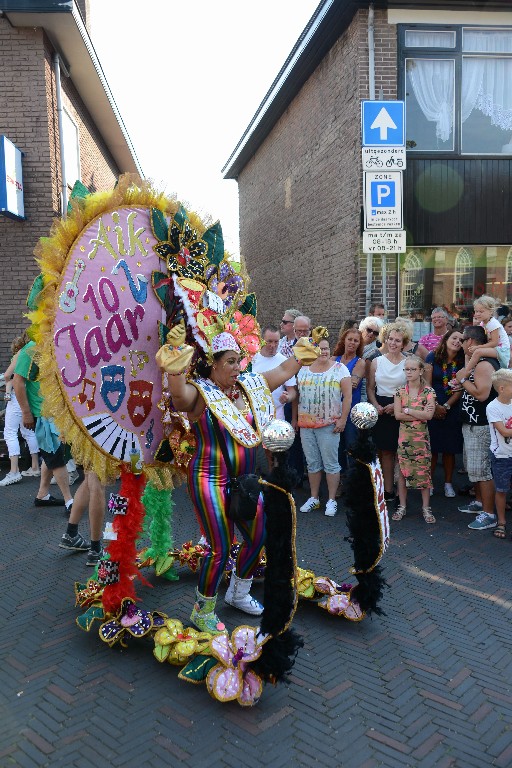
[486,368,512,539]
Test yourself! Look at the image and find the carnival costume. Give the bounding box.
[27,175,387,707]
[155,282,320,632]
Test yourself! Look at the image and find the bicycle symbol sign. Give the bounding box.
[362,147,406,171]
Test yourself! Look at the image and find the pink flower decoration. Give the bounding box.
[206,626,263,706]
[224,312,261,370]
[315,577,364,619]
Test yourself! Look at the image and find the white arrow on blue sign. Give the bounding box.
[361,101,405,147]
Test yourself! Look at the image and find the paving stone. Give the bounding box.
[2,467,512,767]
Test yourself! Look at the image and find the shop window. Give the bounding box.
[401,251,424,310]
[401,26,512,155]
[399,246,512,319]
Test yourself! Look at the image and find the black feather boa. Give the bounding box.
[343,430,387,616]
[251,453,303,683]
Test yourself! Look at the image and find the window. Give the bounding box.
[401,251,424,311]
[401,26,512,155]
[399,246,512,319]
[453,248,474,306]
[62,109,81,186]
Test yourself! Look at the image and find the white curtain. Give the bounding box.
[407,29,512,141]
[462,57,512,131]
[407,59,454,142]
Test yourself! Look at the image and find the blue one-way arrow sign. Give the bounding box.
[361,101,405,147]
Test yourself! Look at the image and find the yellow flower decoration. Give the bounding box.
[153,619,212,665]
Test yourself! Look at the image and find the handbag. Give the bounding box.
[210,412,261,522]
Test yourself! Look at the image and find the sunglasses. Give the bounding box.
[281,319,293,324]
[366,328,379,335]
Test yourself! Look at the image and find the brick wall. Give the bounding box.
[0,20,120,369]
[0,20,55,369]
[62,78,119,193]
[237,9,399,339]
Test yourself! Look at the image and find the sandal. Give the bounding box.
[392,504,406,521]
[422,506,436,524]
[493,524,507,539]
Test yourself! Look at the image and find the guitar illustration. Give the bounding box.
[111,259,148,304]
[59,258,86,313]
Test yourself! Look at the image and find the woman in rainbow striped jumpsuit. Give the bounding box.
[157,328,318,634]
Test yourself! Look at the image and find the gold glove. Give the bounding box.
[156,321,195,375]
[293,337,321,366]
[165,320,187,348]
[311,326,328,344]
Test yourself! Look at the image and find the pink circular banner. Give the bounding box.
[53,207,165,466]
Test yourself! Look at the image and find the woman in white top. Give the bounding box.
[367,323,408,500]
[296,337,352,517]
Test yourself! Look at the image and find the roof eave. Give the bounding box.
[2,2,143,176]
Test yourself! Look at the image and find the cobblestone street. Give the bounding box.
[1,470,511,767]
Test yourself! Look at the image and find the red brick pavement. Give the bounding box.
[0,468,511,767]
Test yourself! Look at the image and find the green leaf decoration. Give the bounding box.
[202,221,224,266]
[238,293,257,317]
[173,205,187,230]
[178,654,217,684]
[302,585,317,599]
[151,208,169,243]
[76,605,104,632]
[153,644,171,663]
[152,272,170,310]
[155,554,175,576]
[26,274,45,311]
[71,180,90,199]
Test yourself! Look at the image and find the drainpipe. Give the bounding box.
[368,3,375,101]
[53,53,68,215]
[365,4,376,312]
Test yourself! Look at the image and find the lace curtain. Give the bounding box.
[407,29,512,143]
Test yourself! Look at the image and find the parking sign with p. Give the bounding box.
[364,171,402,229]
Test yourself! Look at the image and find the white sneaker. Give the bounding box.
[325,499,337,516]
[51,469,79,486]
[300,497,320,513]
[0,471,22,486]
[444,483,456,498]
[21,467,41,477]
[68,470,79,485]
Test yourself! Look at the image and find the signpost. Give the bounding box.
[361,101,406,253]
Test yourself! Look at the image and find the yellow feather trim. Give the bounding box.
[29,174,221,489]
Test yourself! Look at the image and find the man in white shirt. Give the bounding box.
[252,325,296,419]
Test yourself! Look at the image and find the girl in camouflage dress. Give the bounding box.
[393,356,436,523]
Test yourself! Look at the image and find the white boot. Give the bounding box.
[224,573,263,616]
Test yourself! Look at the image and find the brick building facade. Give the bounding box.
[0,0,140,368]
[225,1,512,340]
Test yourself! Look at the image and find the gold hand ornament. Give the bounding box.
[155,321,195,375]
[293,337,321,366]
